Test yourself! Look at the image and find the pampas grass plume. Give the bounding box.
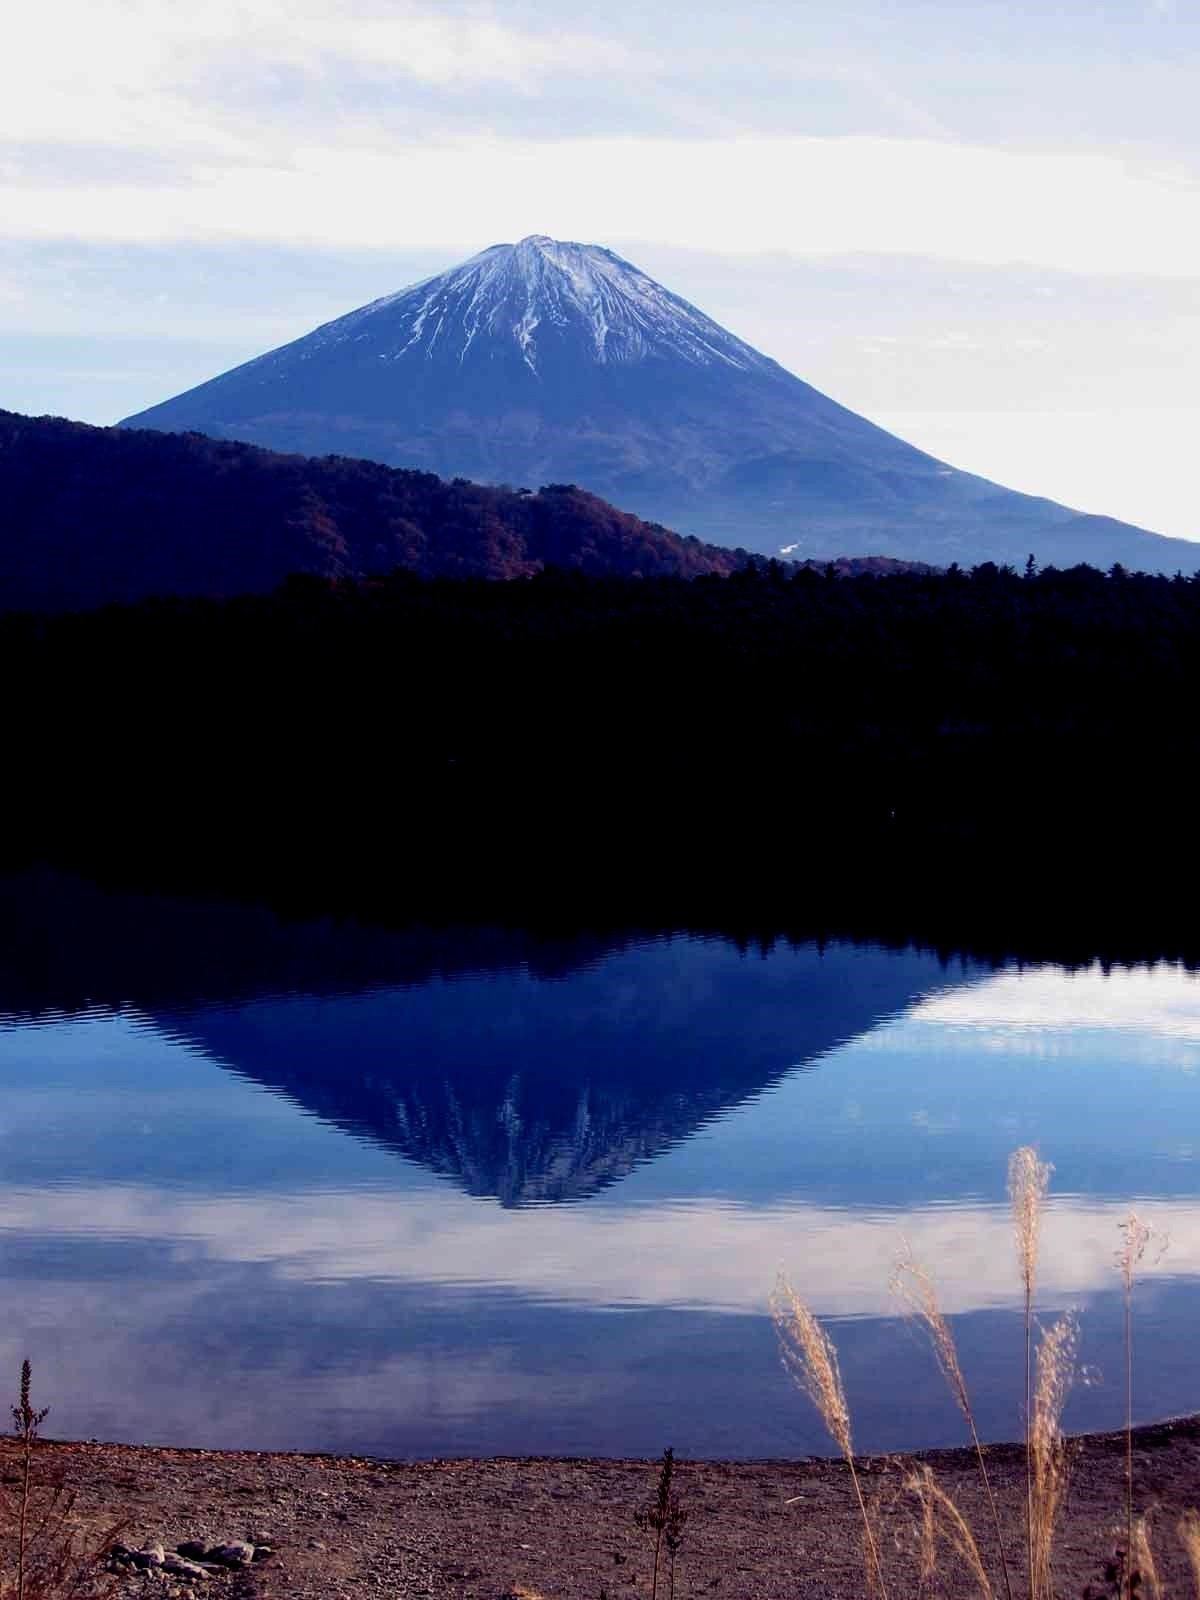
[770,1275,887,1599]
[1028,1313,1078,1600]
[891,1248,1013,1600]
[1009,1148,1052,1308]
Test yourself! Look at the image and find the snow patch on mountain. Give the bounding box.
[299,235,775,376]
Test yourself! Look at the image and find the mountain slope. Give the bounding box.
[122,234,1199,573]
[0,408,740,610]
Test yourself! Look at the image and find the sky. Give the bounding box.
[3,0,1199,540]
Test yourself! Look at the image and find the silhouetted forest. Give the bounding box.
[0,409,746,609]
[4,558,1199,934]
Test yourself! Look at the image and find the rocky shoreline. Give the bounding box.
[9,1418,1200,1599]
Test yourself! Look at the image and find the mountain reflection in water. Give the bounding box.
[1,868,1199,1459]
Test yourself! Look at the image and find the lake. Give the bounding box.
[1,868,1197,1460]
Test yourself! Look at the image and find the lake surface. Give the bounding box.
[1,869,1198,1459]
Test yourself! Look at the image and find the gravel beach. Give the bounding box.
[9,1417,1200,1599]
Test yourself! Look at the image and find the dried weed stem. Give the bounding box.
[905,1465,994,1599]
[1115,1212,1164,1597]
[892,1249,1014,1600]
[770,1277,888,1600]
[1028,1313,1078,1600]
[1130,1515,1162,1600]
[1178,1508,1200,1595]
[1,1363,123,1600]
[1009,1146,1052,1600]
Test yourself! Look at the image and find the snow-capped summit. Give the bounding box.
[300,233,774,377]
[123,236,1190,572]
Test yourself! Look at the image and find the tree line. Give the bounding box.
[4,557,1198,927]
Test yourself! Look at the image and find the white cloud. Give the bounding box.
[3,133,1199,282]
[3,3,1197,283]
[913,963,1200,1039]
[274,11,637,87]
[0,1181,1190,1319]
[0,2,633,158]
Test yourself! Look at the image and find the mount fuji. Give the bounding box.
[124,235,1197,573]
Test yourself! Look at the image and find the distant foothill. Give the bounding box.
[0,409,741,611]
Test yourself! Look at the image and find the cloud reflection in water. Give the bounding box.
[0,948,1198,1457]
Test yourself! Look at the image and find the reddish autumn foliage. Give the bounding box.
[0,409,744,611]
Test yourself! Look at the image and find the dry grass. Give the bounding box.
[1115,1211,1166,1597]
[769,1146,1200,1600]
[634,1447,688,1600]
[1009,1148,1052,1308]
[892,1247,1015,1600]
[905,1464,994,1599]
[0,1501,121,1600]
[0,1365,122,1600]
[1178,1509,1200,1593]
[1027,1314,1077,1600]
[770,1275,888,1599]
[1130,1515,1163,1600]
[1009,1146,1052,1599]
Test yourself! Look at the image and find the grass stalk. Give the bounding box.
[1115,1213,1156,1598]
[1130,1515,1162,1600]
[11,1361,49,1600]
[664,1483,687,1600]
[905,1465,994,1598]
[892,1248,1014,1600]
[636,1448,681,1600]
[1178,1508,1200,1595]
[2,1362,124,1600]
[770,1276,888,1600]
[1028,1313,1078,1600]
[1008,1147,1051,1600]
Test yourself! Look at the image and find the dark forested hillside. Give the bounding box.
[5,560,1200,934]
[0,409,742,610]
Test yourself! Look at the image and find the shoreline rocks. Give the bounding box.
[110,1535,271,1587]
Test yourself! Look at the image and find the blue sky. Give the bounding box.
[3,0,1198,538]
